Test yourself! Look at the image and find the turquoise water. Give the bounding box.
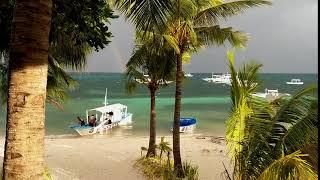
[0,73,317,136]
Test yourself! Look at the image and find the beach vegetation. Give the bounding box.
[114,0,271,176]
[226,51,318,179]
[0,0,117,178]
[135,137,199,180]
[125,33,176,157]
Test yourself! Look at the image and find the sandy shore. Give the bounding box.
[0,135,231,180]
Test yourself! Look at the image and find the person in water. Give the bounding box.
[89,115,96,127]
[77,116,85,126]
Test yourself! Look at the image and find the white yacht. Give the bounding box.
[286,79,304,85]
[69,88,133,136]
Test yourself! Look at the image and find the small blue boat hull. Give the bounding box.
[171,118,197,133]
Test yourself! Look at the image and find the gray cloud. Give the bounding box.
[85,0,318,73]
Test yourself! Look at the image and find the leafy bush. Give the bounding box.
[135,156,199,180]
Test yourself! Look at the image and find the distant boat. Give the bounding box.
[69,88,133,136]
[286,79,304,85]
[202,72,233,85]
[184,72,193,78]
[252,89,290,100]
[135,73,173,85]
[171,118,197,133]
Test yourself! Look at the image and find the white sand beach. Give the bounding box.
[0,135,231,180]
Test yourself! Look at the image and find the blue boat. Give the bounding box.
[171,118,197,133]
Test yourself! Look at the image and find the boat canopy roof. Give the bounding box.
[88,103,127,113]
[291,79,301,81]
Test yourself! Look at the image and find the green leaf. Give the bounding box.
[163,35,180,54]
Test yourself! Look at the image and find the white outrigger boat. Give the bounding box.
[286,79,304,85]
[70,89,133,136]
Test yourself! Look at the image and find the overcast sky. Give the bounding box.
[85,0,318,73]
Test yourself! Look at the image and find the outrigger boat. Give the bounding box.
[171,118,197,133]
[70,88,133,136]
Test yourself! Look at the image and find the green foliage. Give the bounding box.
[258,151,318,180]
[226,51,318,179]
[125,32,176,94]
[43,167,53,180]
[0,0,117,108]
[135,157,200,180]
[158,137,172,159]
[135,138,199,180]
[112,0,173,33]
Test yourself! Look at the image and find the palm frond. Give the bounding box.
[195,25,248,48]
[195,0,272,26]
[269,86,317,155]
[112,0,173,33]
[258,151,318,180]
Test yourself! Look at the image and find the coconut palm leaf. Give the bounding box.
[195,0,272,26]
[269,86,317,155]
[258,151,318,180]
[112,0,173,32]
[226,51,263,158]
[195,25,248,48]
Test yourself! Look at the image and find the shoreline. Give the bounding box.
[0,134,231,180]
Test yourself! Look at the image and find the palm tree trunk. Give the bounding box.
[173,51,184,177]
[3,0,52,179]
[146,86,157,157]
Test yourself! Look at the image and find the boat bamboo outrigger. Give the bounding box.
[70,88,133,136]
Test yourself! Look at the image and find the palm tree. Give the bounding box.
[114,0,271,176]
[126,34,176,157]
[2,0,53,179]
[1,0,117,178]
[226,51,318,179]
[158,136,172,160]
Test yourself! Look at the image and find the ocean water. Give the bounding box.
[0,73,317,137]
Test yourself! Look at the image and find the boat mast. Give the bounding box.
[104,88,108,106]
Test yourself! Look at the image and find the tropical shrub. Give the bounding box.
[226,51,318,179]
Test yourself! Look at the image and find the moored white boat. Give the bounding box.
[252,89,290,99]
[70,89,133,136]
[286,79,303,85]
[134,73,173,85]
[184,72,193,78]
[171,118,197,133]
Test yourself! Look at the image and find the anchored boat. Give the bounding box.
[184,72,193,78]
[171,118,197,133]
[134,73,173,85]
[286,79,304,85]
[70,88,133,136]
[252,89,290,100]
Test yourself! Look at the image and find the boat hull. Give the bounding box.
[70,113,133,136]
[171,118,197,133]
[286,82,303,85]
